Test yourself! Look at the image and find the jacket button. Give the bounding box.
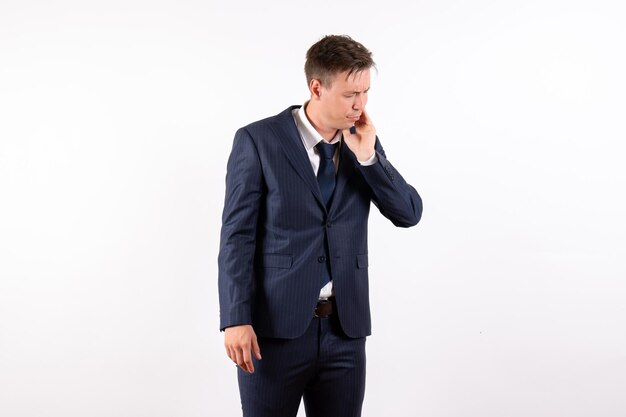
[317,256,326,263]
[326,222,332,228]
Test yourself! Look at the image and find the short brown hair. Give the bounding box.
[304,35,375,87]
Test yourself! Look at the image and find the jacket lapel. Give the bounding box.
[270,107,326,209]
[329,139,353,215]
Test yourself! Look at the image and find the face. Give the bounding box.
[313,69,370,131]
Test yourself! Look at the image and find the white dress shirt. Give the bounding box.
[291,103,376,299]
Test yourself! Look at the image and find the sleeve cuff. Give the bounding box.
[357,151,378,166]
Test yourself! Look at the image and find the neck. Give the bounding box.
[304,101,337,141]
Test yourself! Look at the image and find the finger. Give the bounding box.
[242,346,255,374]
[357,108,373,128]
[360,107,370,122]
[234,348,246,371]
[225,333,236,361]
[225,340,236,360]
[236,346,254,373]
[252,336,262,361]
[227,346,237,364]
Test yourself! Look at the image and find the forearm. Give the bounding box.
[358,140,423,227]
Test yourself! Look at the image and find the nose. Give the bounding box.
[353,94,363,110]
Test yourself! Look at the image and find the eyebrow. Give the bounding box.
[344,87,371,94]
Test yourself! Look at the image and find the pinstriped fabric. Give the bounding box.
[219,105,422,416]
[238,316,365,417]
[218,105,423,339]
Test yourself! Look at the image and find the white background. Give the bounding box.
[1,1,625,416]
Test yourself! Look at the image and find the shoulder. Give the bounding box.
[240,105,301,137]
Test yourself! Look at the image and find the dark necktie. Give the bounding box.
[315,141,338,207]
[316,141,337,288]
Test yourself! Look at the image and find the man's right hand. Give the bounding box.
[224,325,262,373]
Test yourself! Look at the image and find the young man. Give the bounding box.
[218,35,422,417]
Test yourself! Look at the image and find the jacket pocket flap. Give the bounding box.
[261,254,293,269]
[356,254,369,269]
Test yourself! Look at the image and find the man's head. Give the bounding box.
[305,35,374,88]
[304,35,376,136]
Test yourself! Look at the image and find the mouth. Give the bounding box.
[348,115,361,121]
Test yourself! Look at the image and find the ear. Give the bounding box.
[309,79,322,100]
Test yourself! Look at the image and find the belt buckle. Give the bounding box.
[314,298,330,318]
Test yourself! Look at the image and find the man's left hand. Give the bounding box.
[342,108,376,162]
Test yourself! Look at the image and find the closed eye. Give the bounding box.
[344,88,370,98]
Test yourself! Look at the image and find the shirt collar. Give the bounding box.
[294,102,342,150]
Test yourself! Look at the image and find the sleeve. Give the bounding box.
[357,137,423,228]
[218,128,263,330]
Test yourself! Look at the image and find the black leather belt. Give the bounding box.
[313,297,335,318]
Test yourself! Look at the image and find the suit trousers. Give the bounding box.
[237,315,367,417]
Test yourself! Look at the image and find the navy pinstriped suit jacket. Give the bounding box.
[218,105,422,339]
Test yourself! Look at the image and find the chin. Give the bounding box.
[331,123,351,131]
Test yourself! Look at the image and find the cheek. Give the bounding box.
[341,99,353,114]
[332,99,349,118]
